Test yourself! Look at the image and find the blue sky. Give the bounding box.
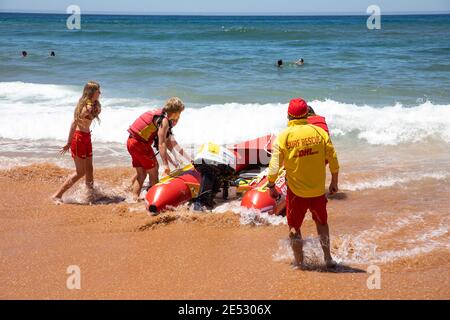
[1,0,449,14]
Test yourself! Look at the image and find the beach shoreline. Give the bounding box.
[1,11,450,301]
[0,163,448,300]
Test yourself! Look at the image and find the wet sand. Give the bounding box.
[0,164,448,300]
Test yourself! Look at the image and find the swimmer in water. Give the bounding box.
[295,58,305,66]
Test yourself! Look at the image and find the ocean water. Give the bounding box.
[1,13,450,105]
[0,13,449,164]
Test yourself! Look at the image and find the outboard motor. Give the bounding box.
[193,142,237,211]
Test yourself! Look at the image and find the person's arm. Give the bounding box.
[168,136,192,163]
[329,172,339,195]
[80,104,92,118]
[163,138,179,167]
[325,135,340,195]
[60,120,77,155]
[158,118,171,175]
[267,133,285,198]
[268,133,285,184]
[80,103,101,120]
[94,102,101,117]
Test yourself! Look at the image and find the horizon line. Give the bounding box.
[1,9,450,16]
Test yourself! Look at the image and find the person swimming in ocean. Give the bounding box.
[50,51,55,57]
[277,59,284,68]
[52,81,102,204]
[295,58,305,66]
[21,51,27,57]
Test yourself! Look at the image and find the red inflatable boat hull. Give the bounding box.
[145,136,274,215]
[240,173,287,215]
[145,115,329,215]
[145,166,201,214]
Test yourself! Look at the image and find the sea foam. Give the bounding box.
[1,81,450,146]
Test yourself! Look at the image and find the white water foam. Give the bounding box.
[1,81,450,146]
[213,200,287,226]
[273,212,449,266]
[238,209,287,226]
[312,99,450,145]
[341,171,450,191]
[62,181,129,205]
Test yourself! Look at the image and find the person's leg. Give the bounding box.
[146,165,159,187]
[127,137,138,189]
[314,222,336,268]
[131,174,138,187]
[133,140,158,193]
[310,195,336,268]
[285,188,307,267]
[289,228,303,267]
[132,167,147,201]
[52,157,86,202]
[85,156,94,200]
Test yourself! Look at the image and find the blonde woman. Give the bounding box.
[52,81,102,204]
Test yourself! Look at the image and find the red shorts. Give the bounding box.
[286,188,328,230]
[127,136,157,170]
[70,131,92,159]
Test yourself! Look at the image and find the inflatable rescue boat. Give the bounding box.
[145,115,330,216]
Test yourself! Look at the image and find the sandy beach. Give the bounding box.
[0,163,448,300]
[1,8,450,302]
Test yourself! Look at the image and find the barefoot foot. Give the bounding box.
[325,259,338,269]
[51,196,64,205]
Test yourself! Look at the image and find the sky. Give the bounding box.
[0,0,449,15]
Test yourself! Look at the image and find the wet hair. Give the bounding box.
[277,60,283,67]
[300,58,304,63]
[22,51,27,57]
[164,97,185,114]
[74,81,101,124]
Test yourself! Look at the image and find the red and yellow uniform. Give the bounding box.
[268,119,339,229]
[127,109,165,170]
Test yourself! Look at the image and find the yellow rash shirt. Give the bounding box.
[268,119,340,198]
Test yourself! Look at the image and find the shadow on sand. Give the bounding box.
[327,192,348,201]
[295,263,366,274]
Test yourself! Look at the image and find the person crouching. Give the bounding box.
[127,97,191,202]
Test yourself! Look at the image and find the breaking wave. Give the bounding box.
[1,81,450,146]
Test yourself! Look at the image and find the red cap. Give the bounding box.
[288,98,309,119]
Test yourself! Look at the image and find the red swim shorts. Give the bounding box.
[286,187,328,230]
[70,131,92,159]
[127,136,157,170]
